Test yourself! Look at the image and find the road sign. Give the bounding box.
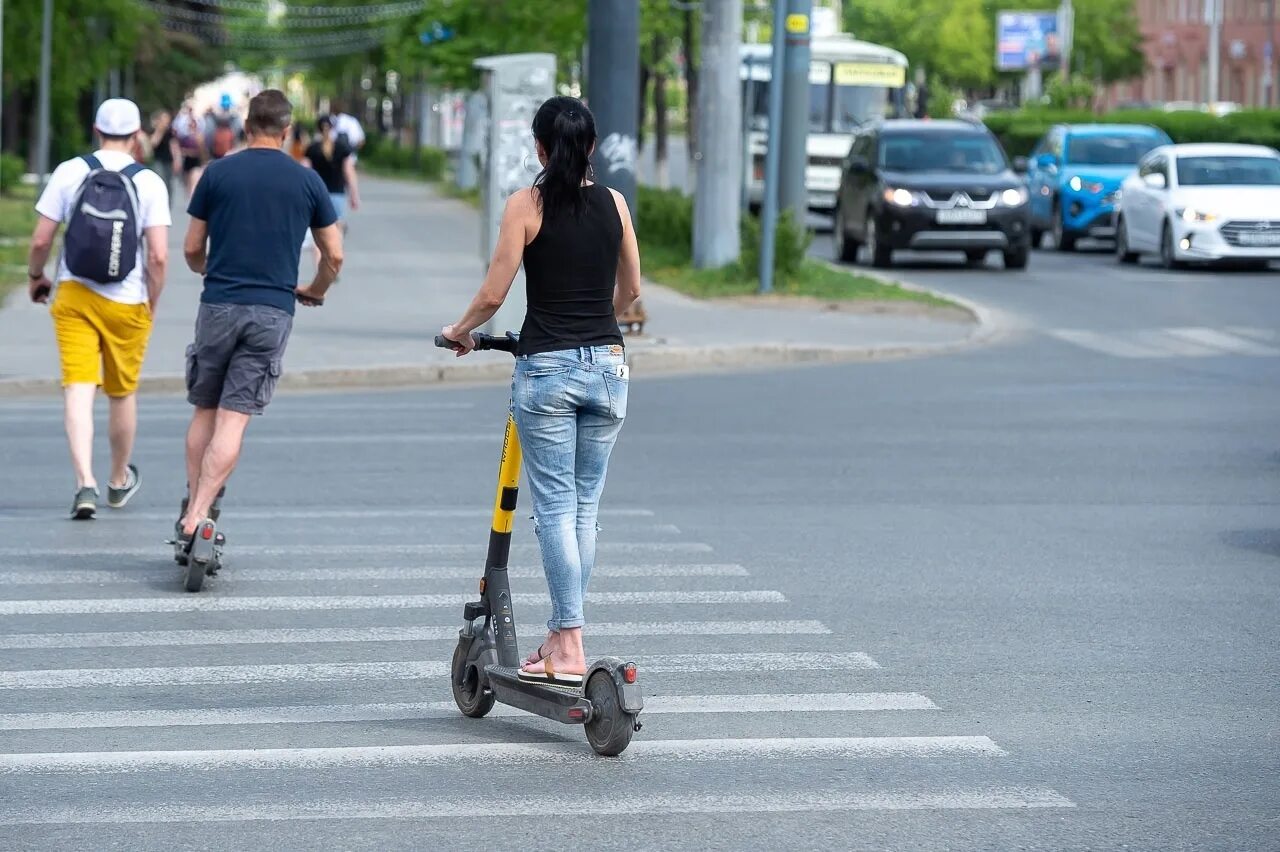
[995,11,1062,72]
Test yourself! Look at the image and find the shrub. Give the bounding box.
[983,108,1280,156]
[0,153,24,196]
[636,185,694,260]
[739,208,811,283]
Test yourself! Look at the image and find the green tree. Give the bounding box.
[933,0,994,88]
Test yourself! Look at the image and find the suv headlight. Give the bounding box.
[1178,207,1218,222]
[999,187,1029,206]
[1068,176,1104,194]
[882,187,918,207]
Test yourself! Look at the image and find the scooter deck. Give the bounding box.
[486,664,593,724]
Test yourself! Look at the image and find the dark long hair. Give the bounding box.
[531,96,596,220]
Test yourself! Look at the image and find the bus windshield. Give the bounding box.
[745,61,902,132]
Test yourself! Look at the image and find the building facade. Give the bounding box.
[1106,0,1278,108]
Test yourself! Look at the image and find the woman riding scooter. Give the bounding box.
[441,96,643,686]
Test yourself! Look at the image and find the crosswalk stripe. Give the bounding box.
[1225,326,1277,342]
[1165,327,1280,355]
[0,620,829,649]
[0,736,1005,773]
[0,590,785,616]
[0,788,1077,824]
[1047,329,1171,358]
[0,541,714,558]
[0,507,657,522]
[1130,329,1223,356]
[0,653,879,689]
[0,562,747,586]
[0,693,934,731]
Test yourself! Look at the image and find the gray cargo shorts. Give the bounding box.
[185,303,293,415]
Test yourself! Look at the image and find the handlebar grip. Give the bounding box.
[434,334,461,350]
[433,332,518,353]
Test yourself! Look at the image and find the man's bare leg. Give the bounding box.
[184,407,217,495]
[106,393,138,488]
[181,408,251,536]
[63,384,97,489]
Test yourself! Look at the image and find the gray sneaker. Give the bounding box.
[107,464,142,508]
[70,487,98,520]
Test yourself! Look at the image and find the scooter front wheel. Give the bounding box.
[584,671,636,756]
[451,641,495,718]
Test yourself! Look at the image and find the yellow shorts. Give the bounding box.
[50,280,153,397]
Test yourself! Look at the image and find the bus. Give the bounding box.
[742,34,909,213]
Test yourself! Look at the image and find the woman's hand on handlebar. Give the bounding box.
[440,324,476,357]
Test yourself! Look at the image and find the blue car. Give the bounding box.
[1026,124,1172,251]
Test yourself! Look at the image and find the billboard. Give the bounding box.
[996,11,1062,72]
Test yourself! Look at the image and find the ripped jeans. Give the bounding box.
[512,346,628,631]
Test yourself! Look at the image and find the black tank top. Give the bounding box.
[518,183,625,356]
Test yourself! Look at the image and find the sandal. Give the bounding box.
[518,655,583,687]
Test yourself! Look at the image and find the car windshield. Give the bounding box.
[879,133,1007,174]
[1066,134,1163,165]
[1175,155,1280,186]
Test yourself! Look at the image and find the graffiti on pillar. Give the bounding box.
[597,132,637,177]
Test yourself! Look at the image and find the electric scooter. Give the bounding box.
[168,487,226,593]
[434,332,644,756]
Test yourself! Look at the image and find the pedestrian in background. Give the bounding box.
[327,98,366,158]
[149,110,178,195]
[176,89,343,547]
[174,101,204,200]
[25,98,171,519]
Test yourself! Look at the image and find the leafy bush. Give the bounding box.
[739,208,811,282]
[360,136,448,182]
[0,154,24,197]
[984,108,1280,156]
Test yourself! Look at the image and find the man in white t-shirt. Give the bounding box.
[27,98,171,519]
[328,99,365,160]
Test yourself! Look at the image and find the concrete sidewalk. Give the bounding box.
[0,176,987,395]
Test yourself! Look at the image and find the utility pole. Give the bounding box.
[1058,0,1074,79]
[0,0,5,164]
[693,0,742,268]
[1207,0,1222,104]
[587,0,639,221]
[35,0,53,186]
[758,0,788,294]
[777,0,811,226]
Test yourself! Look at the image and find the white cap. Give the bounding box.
[94,99,142,136]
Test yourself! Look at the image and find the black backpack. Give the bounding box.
[64,155,147,284]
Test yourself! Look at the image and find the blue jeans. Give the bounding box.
[513,346,629,631]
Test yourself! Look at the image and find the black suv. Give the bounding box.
[833,120,1032,270]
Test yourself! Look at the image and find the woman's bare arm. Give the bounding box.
[610,189,642,316]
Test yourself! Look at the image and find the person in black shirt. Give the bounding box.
[441,97,642,686]
[149,110,178,194]
[304,115,360,227]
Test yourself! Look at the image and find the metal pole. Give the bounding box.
[1267,0,1275,107]
[587,0,640,223]
[35,0,53,187]
[741,57,754,213]
[0,0,5,165]
[777,0,811,226]
[1059,0,1074,79]
[1208,0,1221,104]
[693,0,742,268]
[758,0,788,294]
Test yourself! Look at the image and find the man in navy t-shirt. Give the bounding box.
[176,88,343,549]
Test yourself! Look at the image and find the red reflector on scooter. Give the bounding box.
[623,662,637,684]
[567,708,588,721]
[200,525,214,540]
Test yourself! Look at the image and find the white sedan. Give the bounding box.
[1114,143,1280,269]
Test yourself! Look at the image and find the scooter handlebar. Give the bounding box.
[434,332,519,354]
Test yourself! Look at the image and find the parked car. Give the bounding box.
[1115,143,1280,269]
[1026,123,1172,251]
[832,119,1032,270]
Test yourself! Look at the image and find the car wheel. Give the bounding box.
[865,215,892,268]
[1003,246,1029,270]
[1115,217,1139,264]
[833,205,859,263]
[1052,201,1077,251]
[1160,222,1185,270]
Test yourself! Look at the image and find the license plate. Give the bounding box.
[1235,231,1280,247]
[936,209,987,225]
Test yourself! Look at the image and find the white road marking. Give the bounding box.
[0,507,656,522]
[0,542,713,558]
[0,693,933,731]
[0,620,831,649]
[0,562,747,586]
[0,736,1004,773]
[0,589,784,616]
[1165,327,1280,356]
[1225,326,1278,342]
[1047,329,1172,358]
[0,788,1076,823]
[0,653,878,689]
[1130,329,1222,357]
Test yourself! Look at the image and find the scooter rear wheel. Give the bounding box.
[584,671,635,756]
[451,641,495,718]
[183,558,205,592]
